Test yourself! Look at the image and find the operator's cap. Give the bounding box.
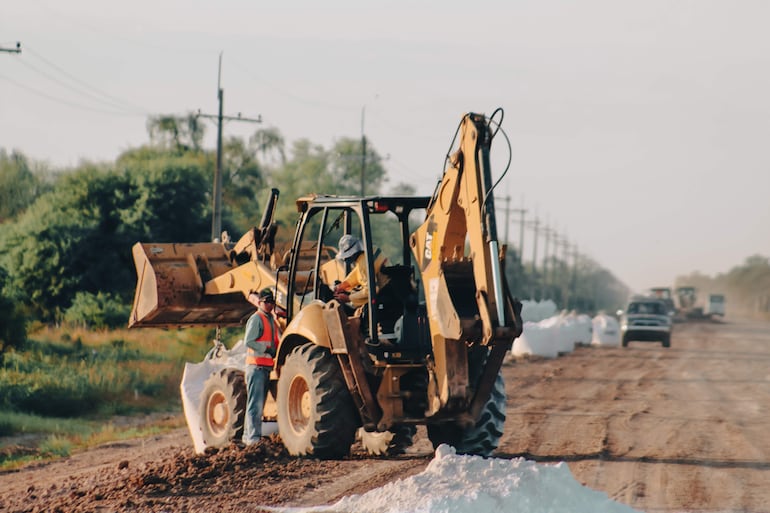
[337,234,364,261]
[258,288,275,303]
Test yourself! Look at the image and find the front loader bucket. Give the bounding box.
[129,242,253,328]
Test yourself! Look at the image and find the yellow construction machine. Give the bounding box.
[129,110,523,457]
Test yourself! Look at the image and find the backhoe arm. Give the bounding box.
[410,112,522,413]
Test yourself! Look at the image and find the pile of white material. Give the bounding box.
[554,312,593,353]
[520,299,559,322]
[591,313,621,347]
[268,444,639,513]
[512,311,594,358]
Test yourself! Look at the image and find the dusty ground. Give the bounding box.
[2,318,769,513]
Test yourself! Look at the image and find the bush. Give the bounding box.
[0,337,177,418]
[0,367,101,417]
[0,266,26,352]
[0,300,26,352]
[38,435,72,458]
[63,291,130,330]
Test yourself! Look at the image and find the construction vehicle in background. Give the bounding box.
[129,110,523,458]
[675,286,704,320]
[704,293,726,318]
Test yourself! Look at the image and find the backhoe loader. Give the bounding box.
[129,110,523,458]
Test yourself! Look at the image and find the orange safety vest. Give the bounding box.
[246,311,279,367]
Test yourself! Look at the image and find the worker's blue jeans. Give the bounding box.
[243,365,270,445]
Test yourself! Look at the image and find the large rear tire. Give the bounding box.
[426,372,506,456]
[199,369,246,449]
[277,343,357,458]
[359,425,416,456]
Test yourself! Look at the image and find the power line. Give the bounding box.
[15,57,145,115]
[0,73,141,116]
[23,45,148,113]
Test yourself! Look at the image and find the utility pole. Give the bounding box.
[517,207,527,264]
[503,196,511,244]
[0,42,21,54]
[497,196,527,258]
[196,54,261,242]
[528,216,542,299]
[571,243,579,308]
[359,95,380,195]
[360,106,367,196]
[542,223,553,293]
[530,217,540,276]
[558,235,571,308]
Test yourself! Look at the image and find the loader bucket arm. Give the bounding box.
[410,111,522,412]
[129,189,291,329]
[130,242,251,327]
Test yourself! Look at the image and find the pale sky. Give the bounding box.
[3,1,770,294]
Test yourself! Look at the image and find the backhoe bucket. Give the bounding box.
[129,242,253,328]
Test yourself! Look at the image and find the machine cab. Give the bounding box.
[283,195,429,350]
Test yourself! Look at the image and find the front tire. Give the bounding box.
[277,343,357,458]
[199,369,246,449]
[622,334,629,347]
[426,372,506,456]
[662,334,671,348]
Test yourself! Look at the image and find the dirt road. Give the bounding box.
[503,318,770,512]
[2,319,769,512]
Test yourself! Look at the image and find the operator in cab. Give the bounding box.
[333,235,389,308]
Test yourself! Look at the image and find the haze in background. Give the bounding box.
[3,0,769,293]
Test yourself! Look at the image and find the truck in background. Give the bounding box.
[648,287,676,317]
[704,294,726,318]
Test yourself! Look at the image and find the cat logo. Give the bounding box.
[422,215,438,270]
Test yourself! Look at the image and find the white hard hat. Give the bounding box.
[337,234,364,261]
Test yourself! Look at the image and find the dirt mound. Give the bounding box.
[2,435,336,513]
[132,435,291,495]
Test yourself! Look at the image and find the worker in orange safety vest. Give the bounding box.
[242,288,280,445]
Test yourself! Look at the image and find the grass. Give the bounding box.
[0,409,186,470]
[0,324,237,469]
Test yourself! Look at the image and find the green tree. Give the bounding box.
[328,137,388,196]
[0,149,48,222]
[63,291,131,329]
[0,265,26,352]
[1,165,128,320]
[117,151,211,242]
[146,114,206,153]
[388,182,418,196]
[0,155,211,321]
[220,136,266,235]
[250,126,286,167]
[268,139,337,235]
[723,255,770,315]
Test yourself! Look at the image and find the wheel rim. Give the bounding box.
[287,374,311,435]
[206,390,229,437]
